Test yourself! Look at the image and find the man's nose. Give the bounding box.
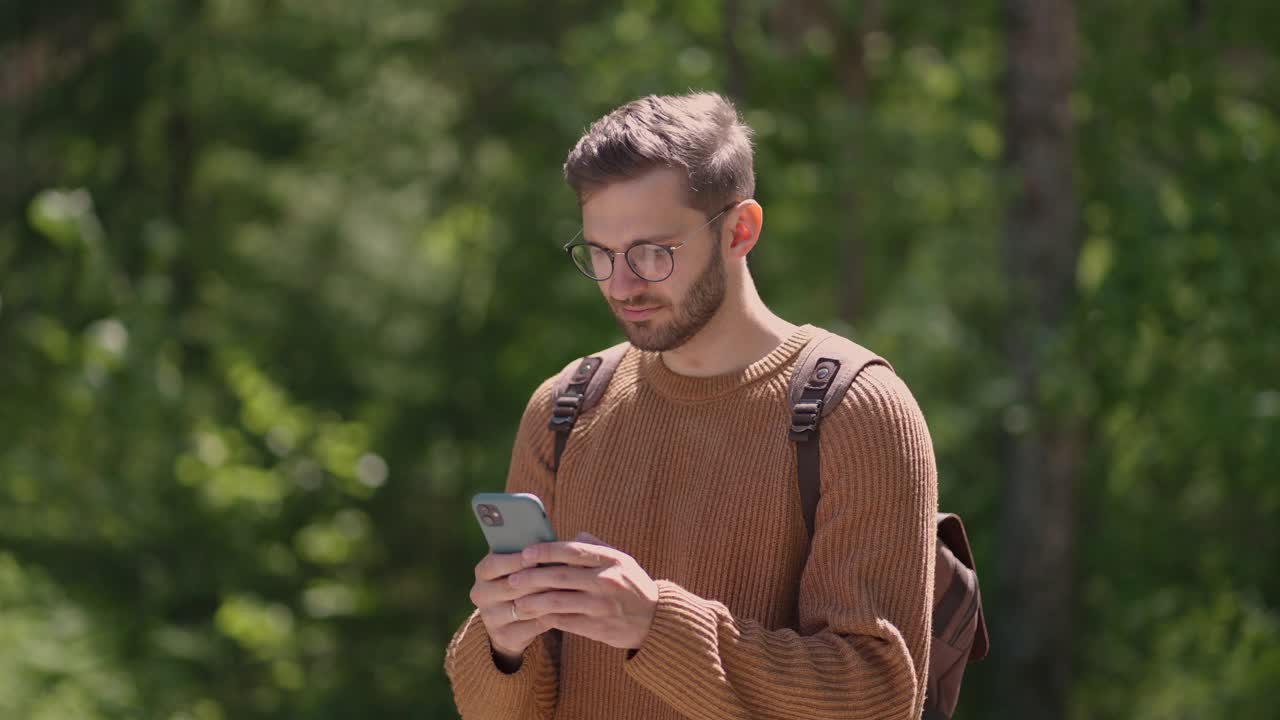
[607,256,647,300]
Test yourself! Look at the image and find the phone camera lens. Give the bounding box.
[477,504,504,527]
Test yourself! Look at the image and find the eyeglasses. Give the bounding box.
[562,203,737,282]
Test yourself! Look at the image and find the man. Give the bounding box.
[445,92,937,719]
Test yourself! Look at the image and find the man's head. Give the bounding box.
[563,92,762,352]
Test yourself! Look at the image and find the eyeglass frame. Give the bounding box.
[562,201,742,283]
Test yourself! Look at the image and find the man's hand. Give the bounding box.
[507,532,659,650]
[469,551,553,669]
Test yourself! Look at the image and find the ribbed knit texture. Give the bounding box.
[444,325,938,720]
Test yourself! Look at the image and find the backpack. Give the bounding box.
[546,330,990,720]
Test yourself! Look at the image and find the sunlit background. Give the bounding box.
[3,1,1279,718]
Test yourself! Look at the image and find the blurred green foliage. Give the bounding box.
[2,0,1278,718]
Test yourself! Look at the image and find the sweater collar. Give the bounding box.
[637,324,816,402]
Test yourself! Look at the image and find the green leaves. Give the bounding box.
[28,189,101,250]
[3,0,1279,717]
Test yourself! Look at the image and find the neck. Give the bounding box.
[660,271,797,377]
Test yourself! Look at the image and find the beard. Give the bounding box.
[611,247,727,352]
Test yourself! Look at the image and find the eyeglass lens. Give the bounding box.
[570,243,674,281]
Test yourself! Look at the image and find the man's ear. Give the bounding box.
[726,200,763,259]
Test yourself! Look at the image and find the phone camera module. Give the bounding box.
[477,504,504,527]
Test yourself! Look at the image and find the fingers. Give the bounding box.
[469,572,546,608]
[481,611,546,659]
[470,537,635,657]
[514,590,615,619]
[522,541,617,568]
[475,551,528,582]
[473,559,596,609]
[509,564,600,593]
[471,552,553,610]
[479,593,555,659]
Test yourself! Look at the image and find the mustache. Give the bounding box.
[616,296,664,309]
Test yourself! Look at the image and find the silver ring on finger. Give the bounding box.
[510,603,520,622]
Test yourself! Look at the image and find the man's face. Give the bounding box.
[579,169,727,352]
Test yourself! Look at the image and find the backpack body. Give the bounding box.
[544,330,989,719]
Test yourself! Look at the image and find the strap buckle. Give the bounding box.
[789,398,824,440]
[549,394,582,429]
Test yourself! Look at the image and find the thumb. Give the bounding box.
[574,531,611,547]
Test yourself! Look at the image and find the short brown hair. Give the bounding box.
[563,92,755,215]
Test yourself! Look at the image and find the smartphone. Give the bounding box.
[471,492,557,555]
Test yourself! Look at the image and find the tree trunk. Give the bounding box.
[766,0,880,326]
[998,0,1083,718]
[722,0,746,102]
[833,0,881,326]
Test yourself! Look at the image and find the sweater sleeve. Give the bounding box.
[444,377,563,720]
[623,365,938,720]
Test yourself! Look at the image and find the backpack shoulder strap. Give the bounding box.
[787,329,893,537]
[547,340,631,472]
[789,330,991,715]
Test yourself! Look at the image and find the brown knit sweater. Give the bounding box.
[445,325,938,720]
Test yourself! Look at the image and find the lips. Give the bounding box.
[620,305,662,321]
